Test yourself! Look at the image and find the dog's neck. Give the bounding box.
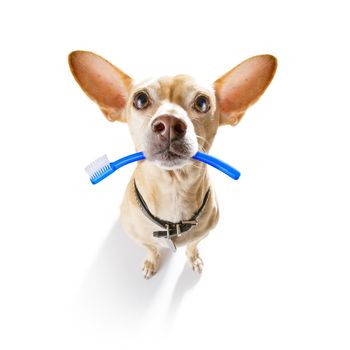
[134,160,210,222]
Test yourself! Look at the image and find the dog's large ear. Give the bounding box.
[68,51,132,122]
[214,55,277,126]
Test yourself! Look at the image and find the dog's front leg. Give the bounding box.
[186,238,204,274]
[142,243,160,279]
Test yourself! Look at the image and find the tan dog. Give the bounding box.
[68,51,277,279]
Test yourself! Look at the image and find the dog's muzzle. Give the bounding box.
[143,114,197,169]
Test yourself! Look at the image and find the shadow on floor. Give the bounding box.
[77,220,171,323]
[165,262,202,323]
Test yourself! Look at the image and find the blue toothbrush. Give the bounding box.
[85,152,240,185]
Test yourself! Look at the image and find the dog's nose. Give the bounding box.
[151,115,187,140]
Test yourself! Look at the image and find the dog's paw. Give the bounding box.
[142,259,158,280]
[189,255,204,274]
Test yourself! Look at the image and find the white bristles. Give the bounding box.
[85,154,112,179]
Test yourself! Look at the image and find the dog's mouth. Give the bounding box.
[145,142,196,170]
[154,148,186,160]
[151,148,190,169]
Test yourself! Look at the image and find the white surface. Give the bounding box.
[1,1,349,349]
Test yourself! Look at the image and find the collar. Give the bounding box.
[134,180,210,240]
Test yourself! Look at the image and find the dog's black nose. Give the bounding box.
[151,115,187,140]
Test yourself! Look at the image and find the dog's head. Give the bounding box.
[69,51,277,170]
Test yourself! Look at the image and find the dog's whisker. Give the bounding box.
[196,135,206,142]
[188,162,203,170]
[197,137,209,149]
[196,142,208,154]
[195,134,210,152]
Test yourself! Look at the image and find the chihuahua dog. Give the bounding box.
[69,51,277,279]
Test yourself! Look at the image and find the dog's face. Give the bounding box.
[126,75,218,169]
[69,51,277,170]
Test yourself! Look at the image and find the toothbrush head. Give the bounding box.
[85,154,114,184]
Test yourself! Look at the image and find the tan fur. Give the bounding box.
[68,51,277,279]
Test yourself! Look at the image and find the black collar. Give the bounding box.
[134,180,210,239]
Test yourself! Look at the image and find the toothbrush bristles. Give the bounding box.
[85,154,112,180]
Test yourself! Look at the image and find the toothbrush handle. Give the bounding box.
[108,151,240,181]
[110,152,145,171]
[192,152,241,180]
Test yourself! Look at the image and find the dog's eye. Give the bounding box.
[133,91,150,110]
[193,95,210,113]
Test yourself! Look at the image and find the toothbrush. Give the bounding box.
[85,152,240,185]
[85,152,145,185]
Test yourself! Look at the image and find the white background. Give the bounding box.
[1,0,349,349]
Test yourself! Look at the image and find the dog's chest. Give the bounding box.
[153,187,195,223]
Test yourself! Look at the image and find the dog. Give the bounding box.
[68,51,277,279]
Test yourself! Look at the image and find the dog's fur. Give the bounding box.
[69,51,277,278]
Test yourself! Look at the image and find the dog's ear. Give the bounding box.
[214,55,277,126]
[68,51,132,122]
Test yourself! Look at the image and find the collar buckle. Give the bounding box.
[176,223,181,237]
[165,224,170,239]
